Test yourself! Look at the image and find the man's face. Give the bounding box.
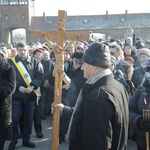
[17,46,28,59]
[81,62,95,79]
[109,47,119,59]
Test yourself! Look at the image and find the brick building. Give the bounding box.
[0,0,150,44]
[0,0,34,44]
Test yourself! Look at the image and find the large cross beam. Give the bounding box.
[32,10,89,150]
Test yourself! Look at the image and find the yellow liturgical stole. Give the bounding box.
[11,57,40,97]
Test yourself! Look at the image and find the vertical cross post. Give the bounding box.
[32,10,89,150]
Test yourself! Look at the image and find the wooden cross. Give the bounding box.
[32,10,89,150]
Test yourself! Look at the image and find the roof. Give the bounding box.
[30,13,150,31]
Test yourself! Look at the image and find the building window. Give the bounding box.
[21,14,25,20]
[0,0,9,5]
[10,0,19,5]
[83,19,88,24]
[120,17,125,22]
[4,15,8,21]
[19,0,27,5]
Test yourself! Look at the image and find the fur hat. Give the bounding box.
[137,48,150,58]
[83,43,111,68]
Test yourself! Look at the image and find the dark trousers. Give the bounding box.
[34,102,42,133]
[59,111,72,141]
[19,102,42,134]
[39,90,46,117]
[11,100,34,142]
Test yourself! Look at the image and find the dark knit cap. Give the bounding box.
[83,43,111,68]
[136,37,142,41]
[136,42,145,49]
[72,51,84,59]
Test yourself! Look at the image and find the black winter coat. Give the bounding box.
[8,55,44,103]
[131,66,145,89]
[116,59,132,80]
[113,68,129,93]
[0,60,16,140]
[62,66,86,106]
[68,74,129,150]
[129,81,150,150]
[40,59,54,90]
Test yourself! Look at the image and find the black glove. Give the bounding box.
[138,118,150,132]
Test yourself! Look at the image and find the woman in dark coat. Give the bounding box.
[0,52,16,149]
[129,61,150,150]
[123,43,140,67]
[129,79,150,150]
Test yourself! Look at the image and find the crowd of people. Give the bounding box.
[0,36,150,150]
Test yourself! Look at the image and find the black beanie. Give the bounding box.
[83,43,111,68]
[72,51,84,59]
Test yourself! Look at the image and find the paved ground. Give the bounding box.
[4,115,136,150]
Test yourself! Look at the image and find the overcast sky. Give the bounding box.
[34,0,150,16]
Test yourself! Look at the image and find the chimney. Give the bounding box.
[125,10,128,19]
[43,12,46,21]
[106,10,108,19]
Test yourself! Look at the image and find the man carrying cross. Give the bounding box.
[53,42,129,150]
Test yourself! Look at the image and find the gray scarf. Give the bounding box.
[66,68,112,140]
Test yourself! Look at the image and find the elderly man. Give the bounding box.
[53,42,129,150]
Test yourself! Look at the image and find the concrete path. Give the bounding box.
[4,115,136,150]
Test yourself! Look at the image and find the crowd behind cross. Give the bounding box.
[0,36,150,150]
